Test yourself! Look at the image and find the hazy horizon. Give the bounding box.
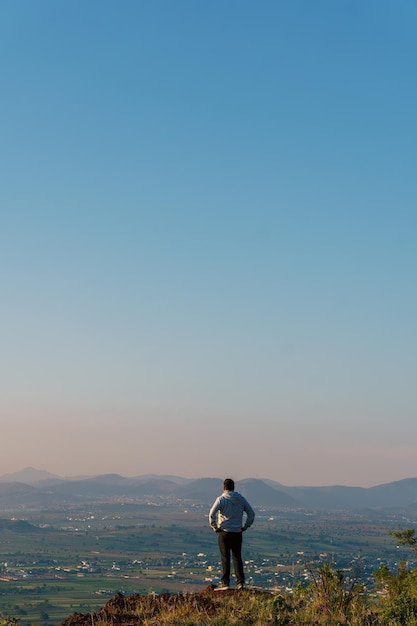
[2,2,416,490]
[3,465,417,490]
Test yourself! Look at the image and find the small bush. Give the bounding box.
[0,616,19,626]
[292,562,373,625]
[374,561,417,625]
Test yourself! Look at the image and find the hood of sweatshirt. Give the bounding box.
[223,490,243,503]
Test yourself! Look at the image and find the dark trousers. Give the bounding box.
[218,530,244,586]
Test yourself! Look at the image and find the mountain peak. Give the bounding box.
[0,467,61,484]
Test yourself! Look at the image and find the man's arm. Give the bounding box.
[209,498,221,531]
[242,498,255,530]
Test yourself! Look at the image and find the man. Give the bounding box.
[209,478,255,590]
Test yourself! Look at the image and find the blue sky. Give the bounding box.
[1,1,416,486]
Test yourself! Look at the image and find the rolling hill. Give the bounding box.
[1,468,417,511]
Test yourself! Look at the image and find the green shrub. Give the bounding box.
[374,561,417,625]
[292,562,373,625]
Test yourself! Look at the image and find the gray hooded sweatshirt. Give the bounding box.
[209,490,255,533]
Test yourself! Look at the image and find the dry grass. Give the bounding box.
[56,563,417,626]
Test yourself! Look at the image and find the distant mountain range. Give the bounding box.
[0,467,417,511]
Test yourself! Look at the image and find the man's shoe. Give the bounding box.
[214,583,230,591]
[236,583,245,590]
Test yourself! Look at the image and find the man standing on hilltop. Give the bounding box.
[209,478,255,590]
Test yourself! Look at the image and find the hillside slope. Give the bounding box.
[59,588,273,626]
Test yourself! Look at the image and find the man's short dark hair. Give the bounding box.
[224,478,235,491]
